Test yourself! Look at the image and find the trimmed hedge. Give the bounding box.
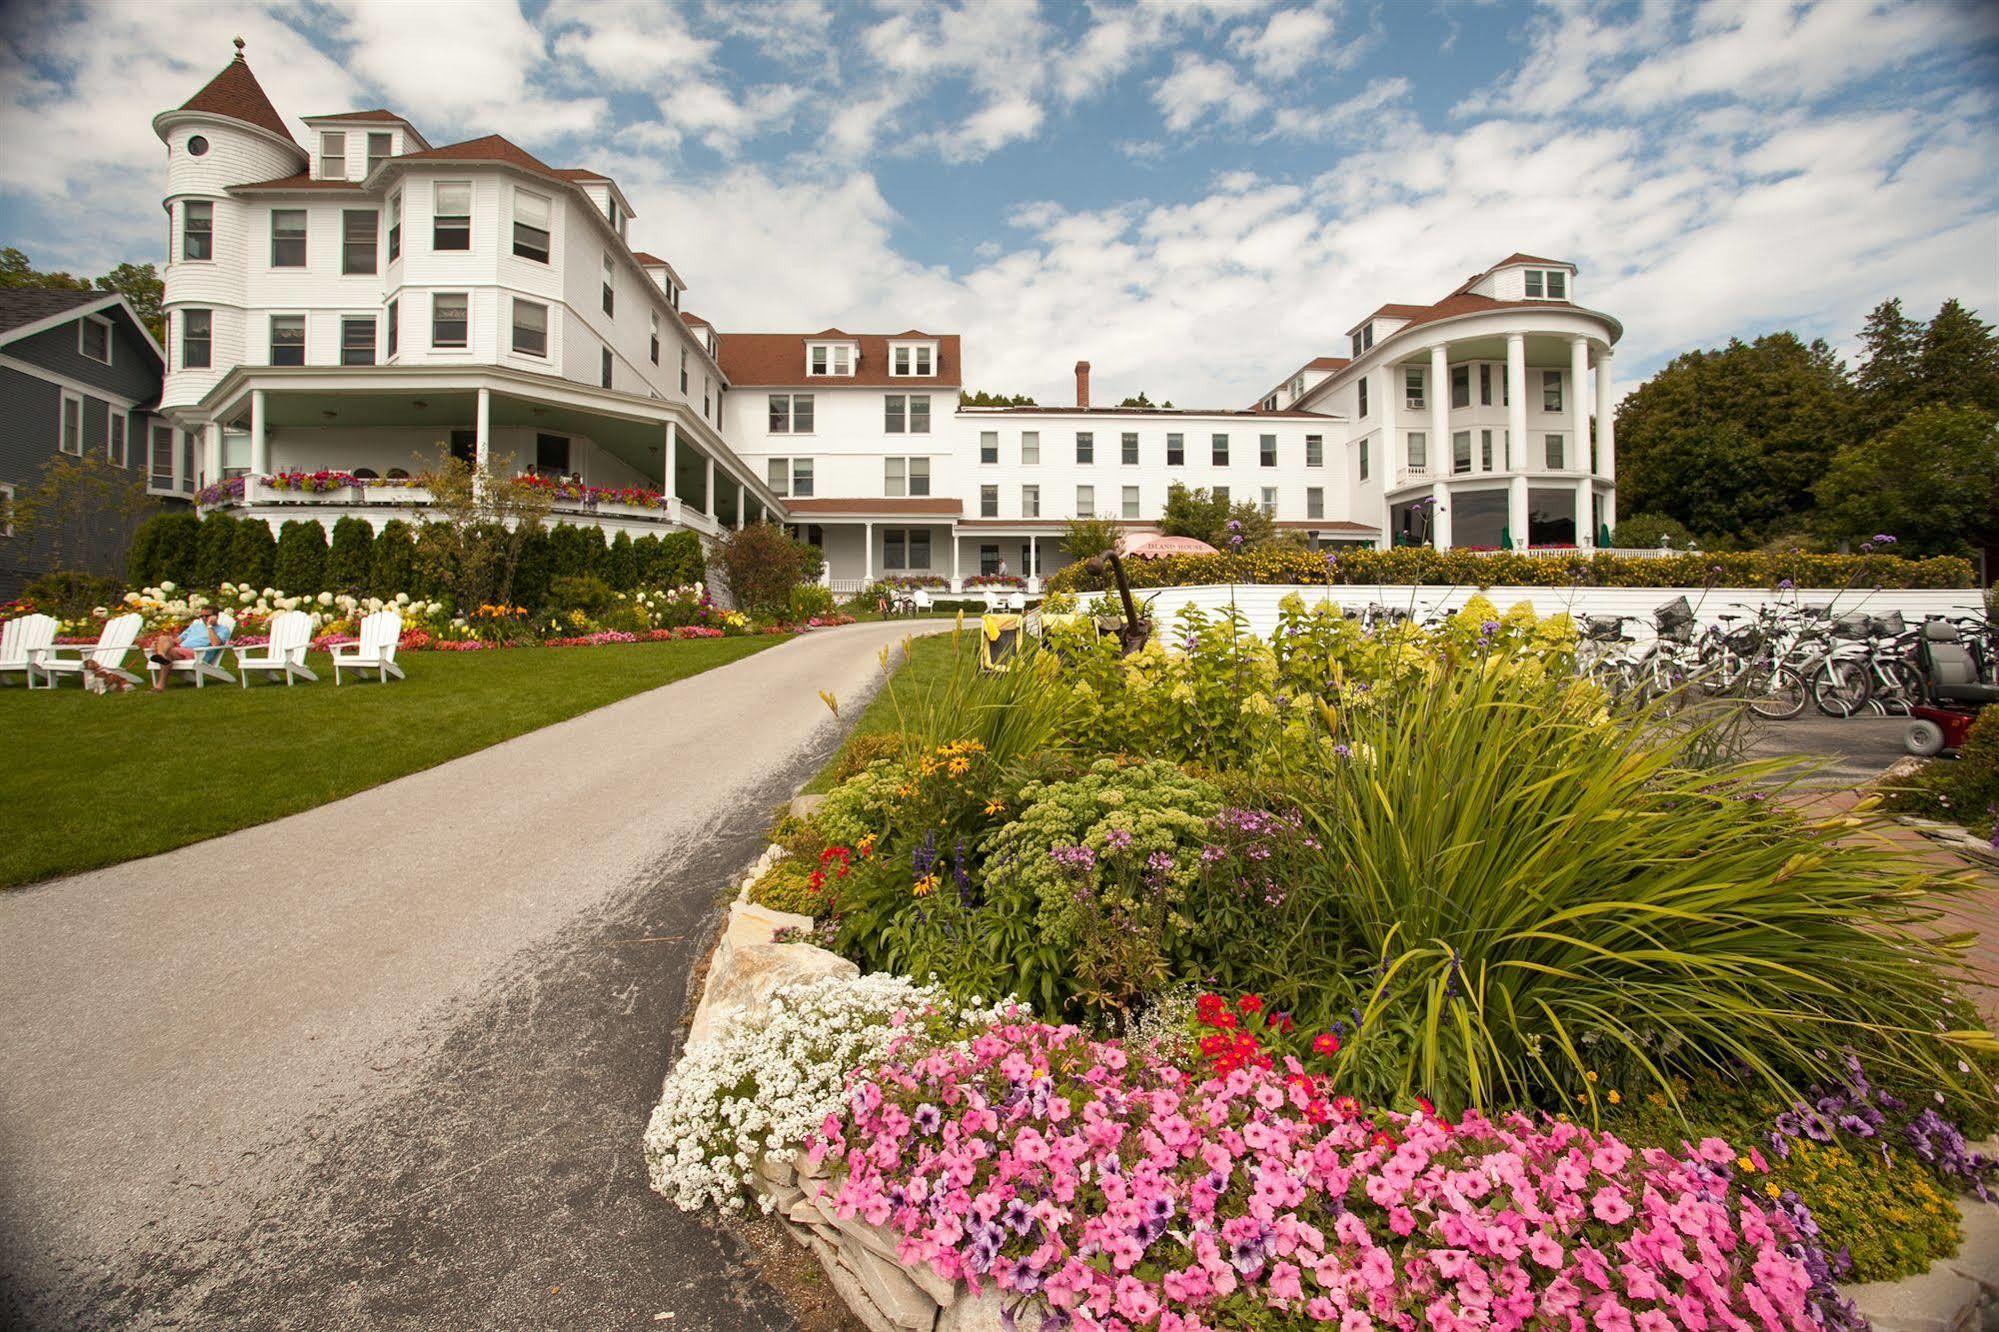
[1044,546,1977,592]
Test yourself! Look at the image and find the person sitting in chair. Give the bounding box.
[147,608,231,692]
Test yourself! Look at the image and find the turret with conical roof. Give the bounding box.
[155,40,307,412]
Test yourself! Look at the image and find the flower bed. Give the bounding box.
[513,472,668,509]
[963,574,1028,589]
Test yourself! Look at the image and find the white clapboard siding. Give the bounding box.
[1131,584,1988,643]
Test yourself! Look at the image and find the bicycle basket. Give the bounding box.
[1585,614,1623,641]
[1833,613,1872,641]
[1654,596,1693,632]
[1724,625,1763,653]
[1868,610,1906,638]
[1657,621,1694,645]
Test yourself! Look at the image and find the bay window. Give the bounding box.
[432,292,468,348]
[181,201,212,261]
[433,181,471,250]
[511,299,547,356]
[512,190,551,262]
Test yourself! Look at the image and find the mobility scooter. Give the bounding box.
[1904,618,1999,757]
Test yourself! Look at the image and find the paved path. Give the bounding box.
[0,621,943,1331]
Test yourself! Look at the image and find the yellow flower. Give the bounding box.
[912,874,939,897]
[856,834,877,855]
[1585,1070,1598,1084]
[947,757,970,776]
[984,799,1006,816]
[1764,1181,1781,1199]
[1607,1089,1622,1105]
[1736,1156,1755,1172]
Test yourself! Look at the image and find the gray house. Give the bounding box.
[0,289,172,599]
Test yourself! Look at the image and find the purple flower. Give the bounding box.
[1777,578,1795,590]
[1049,844,1097,875]
[1102,827,1134,854]
[1872,533,1897,545]
[1479,619,1500,638]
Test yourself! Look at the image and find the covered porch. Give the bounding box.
[182,365,785,540]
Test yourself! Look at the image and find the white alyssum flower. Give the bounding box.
[643,972,1007,1216]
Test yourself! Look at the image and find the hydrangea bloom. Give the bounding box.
[815,1021,1832,1332]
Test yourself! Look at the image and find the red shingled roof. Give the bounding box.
[554,167,611,182]
[304,108,407,123]
[632,251,668,266]
[179,48,296,145]
[1398,292,1578,332]
[397,133,562,174]
[1495,252,1573,269]
[717,333,963,388]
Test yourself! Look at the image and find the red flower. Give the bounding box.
[1195,993,1229,1026]
[1312,1032,1342,1057]
[1237,993,1264,1015]
[1416,1095,1436,1117]
[807,870,826,890]
[1270,1012,1295,1034]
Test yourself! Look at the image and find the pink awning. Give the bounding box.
[1117,533,1220,558]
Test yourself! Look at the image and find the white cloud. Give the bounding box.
[1153,53,1268,133]
[1227,4,1338,80]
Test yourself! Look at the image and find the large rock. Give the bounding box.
[939,1287,1050,1332]
[843,1243,943,1332]
[1846,1199,1999,1332]
[804,1234,909,1332]
[685,930,855,1049]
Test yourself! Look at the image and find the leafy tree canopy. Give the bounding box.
[959,389,1038,407]
[2,246,165,342]
[1060,514,1123,561]
[1814,404,1999,559]
[1159,483,1279,550]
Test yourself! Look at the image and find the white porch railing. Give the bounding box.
[199,475,724,540]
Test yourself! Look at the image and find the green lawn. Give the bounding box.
[803,629,962,793]
[0,636,781,887]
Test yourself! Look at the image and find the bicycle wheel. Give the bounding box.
[1874,658,1922,713]
[1745,664,1806,720]
[1812,658,1870,718]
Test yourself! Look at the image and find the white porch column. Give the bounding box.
[1428,344,1449,548]
[736,484,745,529]
[863,521,875,583]
[1570,338,1592,547]
[203,421,222,488]
[473,386,491,499]
[664,420,678,501]
[1377,364,1397,549]
[704,454,715,517]
[950,525,961,590]
[1595,347,1616,479]
[249,389,268,477]
[1030,534,1039,588]
[1506,334,1529,548]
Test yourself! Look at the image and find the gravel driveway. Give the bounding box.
[0,621,943,1330]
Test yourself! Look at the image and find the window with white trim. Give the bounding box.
[808,342,854,375]
[109,412,126,466]
[79,314,111,364]
[432,292,468,348]
[340,315,376,366]
[341,209,378,274]
[1212,484,1229,505]
[1305,434,1323,467]
[512,189,550,262]
[1359,438,1369,481]
[884,457,932,497]
[433,181,471,250]
[181,200,213,261]
[1546,433,1566,469]
[1077,432,1094,464]
[601,254,615,317]
[980,484,998,517]
[1122,432,1139,465]
[890,344,935,376]
[271,209,306,267]
[768,393,814,433]
[1450,364,1470,409]
[766,458,789,496]
[601,346,613,389]
[386,298,399,357]
[319,131,346,180]
[1404,368,1424,410]
[1307,486,1324,520]
[367,131,392,176]
[1523,268,1568,300]
[1357,376,1368,417]
[1406,431,1427,469]
[512,299,547,356]
[0,482,12,538]
[1122,485,1140,519]
[679,346,688,393]
[884,528,931,570]
[1021,483,1039,517]
[1211,433,1228,466]
[1166,432,1184,465]
[1259,487,1276,517]
[1453,430,1472,475]
[1259,434,1277,467]
[980,431,998,464]
[1021,431,1039,465]
[1076,484,1094,516]
[181,309,211,368]
[387,192,402,261]
[1543,370,1563,413]
[149,423,175,490]
[59,392,82,455]
[649,311,660,365]
[789,458,814,497]
[270,314,305,365]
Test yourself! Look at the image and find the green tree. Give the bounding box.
[368,520,416,599]
[959,389,1038,406]
[11,452,158,579]
[273,520,328,594]
[1814,405,1999,559]
[604,529,637,589]
[95,262,165,343]
[1916,299,1999,416]
[1159,483,1276,549]
[1614,334,1852,542]
[193,512,240,588]
[230,518,275,590]
[1852,298,1924,442]
[1061,515,1123,561]
[325,516,375,594]
[1118,391,1156,408]
[1609,512,1696,550]
[0,246,89,292]
[716,521,812,618]
[127,511,201,588]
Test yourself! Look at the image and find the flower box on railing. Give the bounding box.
[513,473,670,511]
[962,574,1027,589]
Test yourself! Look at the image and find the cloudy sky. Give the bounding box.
[2,0,1995,406]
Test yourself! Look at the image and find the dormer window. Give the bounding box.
[1524,268,1568,300]
[367,131,392,175]
[319,131,346,181]
[1350,322,1375,357]
[890,343,936,376]
[809,342,855,376]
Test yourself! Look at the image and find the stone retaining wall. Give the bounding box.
[686,848,1045,1332]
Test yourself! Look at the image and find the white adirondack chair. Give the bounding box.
[30,613,145,689]
[332,609,404,684]
[0,614,59,687]
[150,617,238,689]
[230,610,318,687]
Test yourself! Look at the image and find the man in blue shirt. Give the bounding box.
[148,608,231,691]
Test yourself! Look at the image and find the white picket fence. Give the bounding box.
[1133,583,1987,643]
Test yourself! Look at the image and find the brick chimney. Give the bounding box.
[1074,360,1091,409]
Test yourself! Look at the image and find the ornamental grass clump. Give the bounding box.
[642,972,1009,1214]
[814,1020,1848,1332]
[1274,654,1995,1118]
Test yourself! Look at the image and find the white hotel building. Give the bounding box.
[154,46,1621,593]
